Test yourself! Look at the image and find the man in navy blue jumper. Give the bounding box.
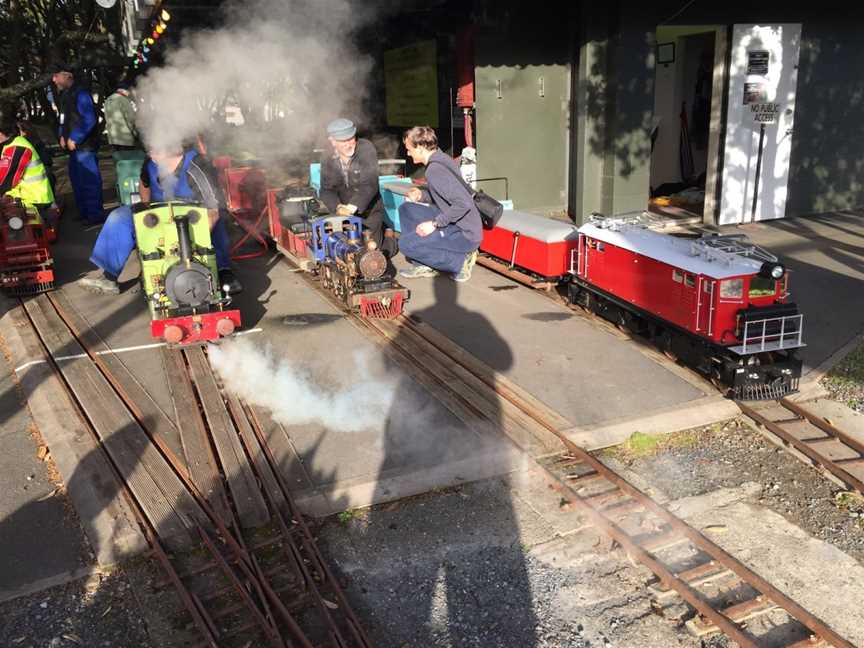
[51,64,104,224]
[398,126,481,283]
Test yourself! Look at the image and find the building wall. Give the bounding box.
[571,2,657,221]
[569,1,864,221]
[787,19,864,214]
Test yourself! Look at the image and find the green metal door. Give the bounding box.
[475,39,570,216]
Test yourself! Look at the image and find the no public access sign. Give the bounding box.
[751,102,780,124]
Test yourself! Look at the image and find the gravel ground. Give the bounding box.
[315,481,703,648]
[599,419,864,564]
[821,340,864,413]
[0,567,156,648]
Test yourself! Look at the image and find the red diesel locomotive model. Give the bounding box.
[568,214,803,399]
[0,197,54,295]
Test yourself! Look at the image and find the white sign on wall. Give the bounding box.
[719,24,801,225]
[751,102,780,124]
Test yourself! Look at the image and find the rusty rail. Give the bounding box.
[375,314,854,647]
[738,399,864,497]
[33,293,370,648]
[278,254,853,646]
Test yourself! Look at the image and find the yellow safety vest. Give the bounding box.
[4,136,54,207]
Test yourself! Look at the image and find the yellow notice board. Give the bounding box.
[384,40,439,128]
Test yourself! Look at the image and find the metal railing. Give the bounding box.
[739,314,804,353]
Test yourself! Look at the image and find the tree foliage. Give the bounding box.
[0,0,128,118]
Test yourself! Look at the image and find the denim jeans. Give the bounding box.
[69,149,104,222]
[398,202,478,274]
[90,205,232,277]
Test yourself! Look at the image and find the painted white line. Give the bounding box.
[14,327,263,374]
[13,359,45,373]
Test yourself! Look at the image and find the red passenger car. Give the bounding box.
[569,214,803,399]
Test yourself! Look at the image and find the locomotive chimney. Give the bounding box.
[174,215,194,266]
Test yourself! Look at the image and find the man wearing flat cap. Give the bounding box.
[51,63,104,224]
[319,118,388,253]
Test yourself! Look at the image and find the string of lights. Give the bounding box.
[131,5,172,69]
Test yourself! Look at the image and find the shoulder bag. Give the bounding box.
[427,159,503,230]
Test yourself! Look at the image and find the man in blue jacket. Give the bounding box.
[78,145,241,295]
[51,63,104,224]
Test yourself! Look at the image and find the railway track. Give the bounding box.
[290,266,855,647]
[14,291,371,648]
[738,398,864,496]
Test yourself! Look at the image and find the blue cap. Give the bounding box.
[326,118,356,141]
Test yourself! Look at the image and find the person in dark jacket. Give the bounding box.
[398,126,481,282]
[51,63,104,224]
[318,118,387,251]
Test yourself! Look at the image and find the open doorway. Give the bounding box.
[649,26,722,222]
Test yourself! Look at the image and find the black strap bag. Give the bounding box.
[428,159,503,230]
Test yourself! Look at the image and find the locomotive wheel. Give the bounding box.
[710,376,731,397]
[659,331,678,362]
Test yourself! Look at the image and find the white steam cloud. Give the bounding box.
[134,0,376,160]
[208,338,394,432]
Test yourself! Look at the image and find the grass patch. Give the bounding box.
[825,342,864,386]
[601,428,701,461]
[822,341,864,409]
[835,490,864,511]
[336,508,363,525]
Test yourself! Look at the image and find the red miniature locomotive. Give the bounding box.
[569,213,803,399]
[0,197,54,295]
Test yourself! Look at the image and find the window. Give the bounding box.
[749,276,776,297]
[684,274,696,288]
[672,269,684,283]
[720,278,744,299]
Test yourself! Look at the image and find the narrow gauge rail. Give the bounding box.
[738,399,864,496]
[14,291,371,648]
[290,266,854,648]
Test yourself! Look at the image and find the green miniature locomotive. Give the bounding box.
[132,201,240,344]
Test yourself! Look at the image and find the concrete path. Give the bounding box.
[0,318,93,600]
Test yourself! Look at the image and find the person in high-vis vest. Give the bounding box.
[0,112,55,213]
[51,63,104,224]
[78,145,241,296]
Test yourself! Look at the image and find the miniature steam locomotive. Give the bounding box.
[0,197,54,295]
[266,186,408,319]
[133,201,241,345]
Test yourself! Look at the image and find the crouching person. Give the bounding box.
[78,146,242,295]
[398,126,481,283]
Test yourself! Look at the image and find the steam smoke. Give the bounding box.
[208,338,395,432]
[134,0,376,161]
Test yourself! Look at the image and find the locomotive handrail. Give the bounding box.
[740,314,804,353]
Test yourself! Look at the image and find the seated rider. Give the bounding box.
[78,145,242,295]
[398,126,481,283]
[0,110,55,219]
[318,118,393,257]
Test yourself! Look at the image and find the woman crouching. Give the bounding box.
[398,126,481,283]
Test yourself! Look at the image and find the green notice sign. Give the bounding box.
[384,40,439,128]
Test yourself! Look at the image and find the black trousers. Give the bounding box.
[360,203,385,249]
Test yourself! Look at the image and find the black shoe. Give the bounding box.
[218,269,243,295]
